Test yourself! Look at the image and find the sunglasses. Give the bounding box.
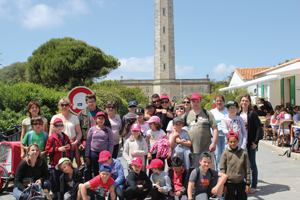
[60,104,69,107]
[33,122,43,126]
[152,100,160,103]
[195,115,199,123]
[106,106,115,109]
[161,101,169,104]
[87,101,96,104]
[176,107,184,111]
[54,124,64,128]
[129,106,137,108]
[183,101,190,104]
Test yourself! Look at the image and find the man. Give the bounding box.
[181,93,218,169]
[121,101,138,131]
[152,93,161,109]
[260,98,273,113]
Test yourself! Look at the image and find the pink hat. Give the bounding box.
[146,159,163,169]
[98,150,111,162]
[147,116,161,123]
[190,93,202,100]
[131,157,143,167]
[131,124,141,131]
[53,118,63,124]
[96,111,106,118]
[227,131,239,140]
[160,94,169,100]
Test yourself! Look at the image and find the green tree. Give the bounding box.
[27,37,120,89]
[0,62,28,85]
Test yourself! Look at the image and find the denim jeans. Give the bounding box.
[215,135,226,172]
[13,180,51,200]
[247,146,258,189]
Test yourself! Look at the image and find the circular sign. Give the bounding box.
[67,86,94,114]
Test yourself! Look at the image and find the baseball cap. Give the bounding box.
[146,102,155,108]
[147,116,161,123]
[160,94,169,100]
[98,150,111,162]
[227,131,239,140]
[53,118,63,125]
[199,151,212,160]
[146,159,164,169]
[190,93,202,100]
[100,163,112,173]
[131,124,141,131]
[224,100,239,108]
[128,101,138,107]
[55,157,71,170]
[124,113,139,119]
[96,111,106,117]
[135,107,144,115]
[173,117,183,124]
[131,157,143,167]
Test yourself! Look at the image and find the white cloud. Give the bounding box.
[175,64,194,77]
[212,63,236,75]
[91,0,105,6]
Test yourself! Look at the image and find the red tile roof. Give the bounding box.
[235,67,272,80]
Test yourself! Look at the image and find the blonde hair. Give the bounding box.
[174,103,185,117]
[24,143,43,167]
[58,98,71,107]
[59,161,73,171]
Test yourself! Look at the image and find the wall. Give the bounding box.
[296,74,300,105]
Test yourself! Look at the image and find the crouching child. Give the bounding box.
[188,152,227,200]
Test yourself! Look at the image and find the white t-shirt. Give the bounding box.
[139,122,150,138]
[50,114,79,140]
[146,129,166,149]
[210,108,228,136]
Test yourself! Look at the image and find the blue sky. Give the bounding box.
[1,0,300,81]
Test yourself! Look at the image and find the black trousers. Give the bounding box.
[112,144,119,159]
[226,182,247,200]
[125,186,150,200]
[151,187,168,200]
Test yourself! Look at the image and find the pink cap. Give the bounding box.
[190,93,202,100]
[53,118,63,124]
[160,94,169,100]
[98,150,111,162]
[147,116,161,123]
[227,131,239,140]
[131,157,143,167]
[131,124,141,131]
[96,111,106,118]
[146,159,164,169]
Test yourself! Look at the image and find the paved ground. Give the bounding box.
[1,140,300,200]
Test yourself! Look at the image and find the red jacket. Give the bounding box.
[45,132,71,168]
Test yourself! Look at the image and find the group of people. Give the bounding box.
[14,92,265,200]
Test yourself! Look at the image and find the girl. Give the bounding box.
[123,124,148,171]
[166,103,187,137]
[144,102,156,121]
[135,107,151,141]
[85,111,114,177]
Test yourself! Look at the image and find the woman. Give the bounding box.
[182,97,191,112]
[166,103,187,137]
[20,101,48,157]
[105,101,122,159]
[275,107,292,146]
[13,143,51,199]
[156,94,174,132]
[210,94,228,172]
[144,102,156,121]
[237,94,262,194]
[49,98,82,166]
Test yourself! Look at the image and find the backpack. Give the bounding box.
[18,183,50,200]
[183,109,210,127]
[28,131,48,146]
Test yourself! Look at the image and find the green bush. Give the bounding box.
[0,108,26,132]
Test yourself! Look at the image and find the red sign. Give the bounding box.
[67,86,94,114]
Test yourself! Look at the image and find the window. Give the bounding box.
[163,63,166,70]
[191,87,194,93]
[163,45,166,51]
[163,8,165,15]
[163,27,165,33]
[146,87,149,92]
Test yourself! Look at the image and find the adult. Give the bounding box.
[253,105,267,116]
[156,94,174,132]
[13,144,51,199]
[275,108,292,146]
[105,101,122,159]
[121,101,138,134]
[182,97,191,112]
[181,93,218,169]
[20,101,48,158]
[293,107,300,137]
[237,94,263,194]
[260,98,273,113]
[49,98,82,166]
[210,94,228,172]
[166,103,188,137]
[144,102,156,121]
[151,93,161,109]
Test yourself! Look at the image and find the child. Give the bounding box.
[56,158,83,200]
[221,100,247,150]
[125,157,152,200]
[85,111,114,177]
[169,117,192,170]
[123,124,148,171]
[188,152,227,200]
[79,163,116,200]
[220,132,250,200]
[21,116,48,162]
[147,159,172,200]
[45,118,71,200]
[135,107,151,139]
[167,156,188,200]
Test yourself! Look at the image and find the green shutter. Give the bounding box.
[261,85,265,98]
[290,76,295,106]
[281,78,285,105]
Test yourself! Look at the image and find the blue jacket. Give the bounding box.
[102,158,125,187]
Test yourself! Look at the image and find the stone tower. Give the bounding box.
[153,0,176,97]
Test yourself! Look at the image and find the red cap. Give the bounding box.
[96,111,106,118]
[146,159,164,169]
[227,131,239,140]
[131,124,141,131]
[98,150,111,162]
[53,118,63,124]
[190,93,202,100]
[131,157,143,167]
[160,94,169,100]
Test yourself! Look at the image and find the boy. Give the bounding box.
[221,100,247,150]
[125,157,152,200]
[168,156,188,200]
[56,158,83,200]
[45,118,71,200]
[21,116,48,162]
[188,152,227,200]
[220,132,250,200]
[169,117,192,170]
[147,159,172,200]
[79,163,116,200]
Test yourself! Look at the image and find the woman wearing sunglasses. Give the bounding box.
[49,98,82,165]
[156,94,174,133]
[182,97,191,112]
[166,104,188,137]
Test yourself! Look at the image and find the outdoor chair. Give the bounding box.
[278,120,293,148]
[264,118,273,141]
